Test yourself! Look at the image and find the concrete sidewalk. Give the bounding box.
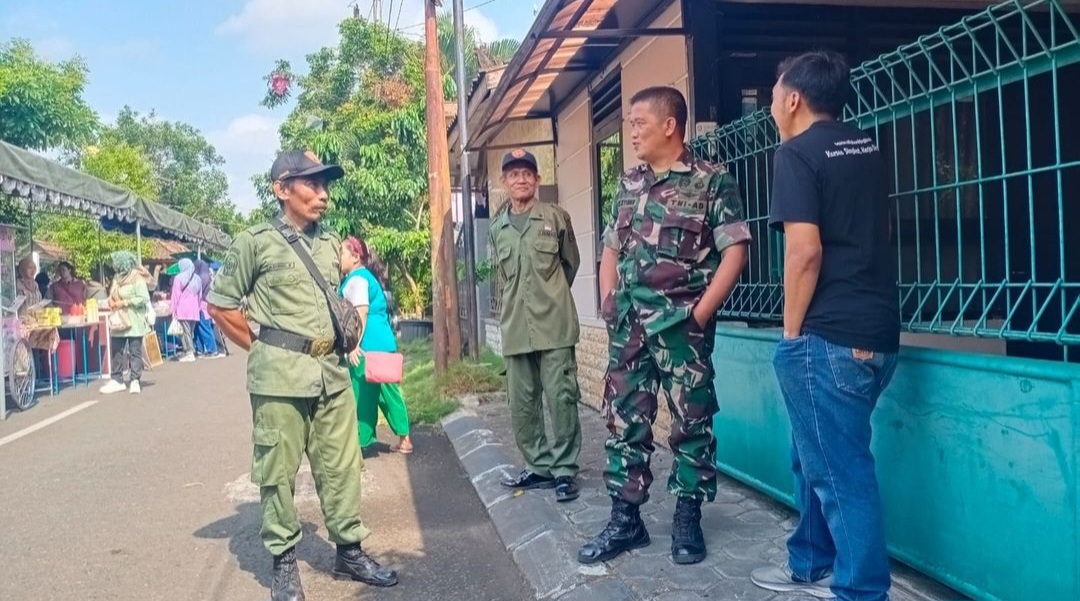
[443,401,965,601]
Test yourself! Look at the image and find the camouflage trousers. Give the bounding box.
[603,309,718,506]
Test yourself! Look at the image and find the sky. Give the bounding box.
[0,0,541,214]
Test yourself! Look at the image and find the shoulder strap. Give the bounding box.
[273,217,333,291]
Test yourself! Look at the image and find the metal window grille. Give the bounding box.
[691,0,1080,359]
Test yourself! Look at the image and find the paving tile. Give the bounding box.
[660,560,723,591]
[738,509,788,526]
[440,410,484,442]
[470,464,518,508]
[709,502,748,518]
[723,540,778,562]
[568,504,614,526]
[713,490,748,505]
[652,590,717,601]
[488,492,563,550]
[459,442,515,479]
[623,575,670,599]
[512,529,586,598]
[708,574,783,601]
[553,578,636,601]
[715,558,772,580]
[573,518,610,541]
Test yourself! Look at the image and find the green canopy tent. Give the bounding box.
[103,197,232,252]
[0,140,231,258]
[0,140,138,223]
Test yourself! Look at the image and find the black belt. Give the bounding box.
[258,327,335,357]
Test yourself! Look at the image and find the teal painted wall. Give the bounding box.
[712,326,1080,601]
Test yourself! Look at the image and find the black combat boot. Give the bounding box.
[271,547,305,601]
[671,496,706,564]
[333,543,399,587]
[577,497,651,564]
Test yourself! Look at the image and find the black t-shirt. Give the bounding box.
[768,120,900,353]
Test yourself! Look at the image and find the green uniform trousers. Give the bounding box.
[504,346,582,478]
[603,310,718,506]
[250,388,371,556]
[349,356,410,449]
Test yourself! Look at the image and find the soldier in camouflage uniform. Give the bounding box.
[578,87,751,566]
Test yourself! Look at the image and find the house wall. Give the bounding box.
[617,2,690,168]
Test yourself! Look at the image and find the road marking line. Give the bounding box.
[0,401,98,448]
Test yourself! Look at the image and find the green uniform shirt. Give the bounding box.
[208,217,350,398]
[601,147,752,337]
[490,200,581,356]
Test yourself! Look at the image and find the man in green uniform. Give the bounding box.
[578,87,751,566]
[490,149,584,503]
[208,150,399,601]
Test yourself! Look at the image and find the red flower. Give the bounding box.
[270,72,291,96]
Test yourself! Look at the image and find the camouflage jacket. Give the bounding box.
[601,147,752,336]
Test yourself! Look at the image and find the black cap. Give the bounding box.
[270,150,345,182]
[501,148,539,173]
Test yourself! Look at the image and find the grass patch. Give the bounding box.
[400,339,505,424]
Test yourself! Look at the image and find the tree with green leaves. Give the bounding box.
[260,17,433,314]
[259,16,520,317]
[103,107,243,234]
[0,39,99,152]
[436,12,520,98]
[36,139,154,277]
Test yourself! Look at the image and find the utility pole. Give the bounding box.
[424,0,463,373]
[453,0,479,359]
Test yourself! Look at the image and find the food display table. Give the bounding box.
[23,316,109,394]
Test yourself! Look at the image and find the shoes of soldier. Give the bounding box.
[271,547,305,601]
[671,496,706,564]
[577,497,650,564]
[554,476,579,502]
[99,380,127,395]
[333,544,398,587]
[500,469,556,490]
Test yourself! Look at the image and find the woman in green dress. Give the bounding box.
[339,236,413,454]
[100,251,153,395]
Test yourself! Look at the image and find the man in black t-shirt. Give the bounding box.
[749,52,900,601]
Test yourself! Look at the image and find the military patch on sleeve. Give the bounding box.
[221,251,239,277]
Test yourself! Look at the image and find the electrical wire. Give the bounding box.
[397,0,507,32]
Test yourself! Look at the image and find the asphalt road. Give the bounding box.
[0,353,531,601]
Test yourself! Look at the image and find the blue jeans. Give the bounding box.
[194,313,218,355]
[773,334,898,601]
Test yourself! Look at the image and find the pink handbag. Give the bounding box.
[364,351,404,384]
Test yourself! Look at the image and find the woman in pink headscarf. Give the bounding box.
[170,258,202,362]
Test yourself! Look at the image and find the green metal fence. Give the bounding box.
[691,0,1080,360]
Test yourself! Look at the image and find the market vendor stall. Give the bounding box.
[0,140,231,419]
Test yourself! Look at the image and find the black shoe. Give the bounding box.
[333,544,399,587]
[577,498,651,564]
[671,496,706,564]
[271,547,305,601]
[500,469,556,490]
[554,476,579,502]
